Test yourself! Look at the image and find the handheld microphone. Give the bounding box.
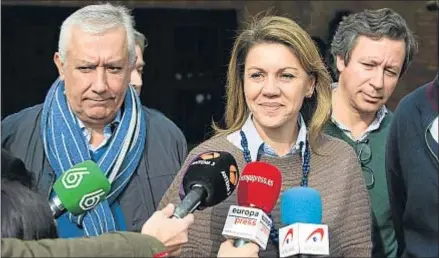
[49,160,111,218]
[278,187,329,257]
[222,161,282,250]
[172,151,239,219]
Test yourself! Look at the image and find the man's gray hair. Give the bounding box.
[330,8,418,78]
[58,3,136,64]
[134,29,148,53]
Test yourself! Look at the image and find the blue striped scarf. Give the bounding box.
[41,78,146,236]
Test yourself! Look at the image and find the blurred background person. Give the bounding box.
[131,29,147,95]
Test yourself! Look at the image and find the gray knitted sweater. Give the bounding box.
[159,134,372,257]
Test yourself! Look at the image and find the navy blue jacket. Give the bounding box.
[386,74,438,258]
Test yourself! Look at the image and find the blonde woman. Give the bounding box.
[159,15,372,257]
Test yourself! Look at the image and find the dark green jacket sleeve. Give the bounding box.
[1,232,166,257]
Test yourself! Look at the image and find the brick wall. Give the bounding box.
[2,0,437,110]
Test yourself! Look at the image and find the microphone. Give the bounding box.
[49,160,111,219]
[172,151,239,219]
[222,161,282,250]
[278,187,329,257]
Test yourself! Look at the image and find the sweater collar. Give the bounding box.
[227,113,307,162]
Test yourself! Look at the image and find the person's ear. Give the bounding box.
[54,52,65,80]
[335,55,346,74]
[305,74,316,98]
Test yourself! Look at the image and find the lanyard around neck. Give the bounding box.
[239,130,312,247]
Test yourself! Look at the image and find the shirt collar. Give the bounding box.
[76,110,122,152]
[76,110,122,130]
[240,113,307,161]
[331,104,389,126]
[331,82,388,141]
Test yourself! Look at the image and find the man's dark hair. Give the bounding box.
[1,149,33,188]
[330,8,418,79]
[1,180,59,239]
[1,148,58,240]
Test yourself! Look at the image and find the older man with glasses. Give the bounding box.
[324,8,418,258]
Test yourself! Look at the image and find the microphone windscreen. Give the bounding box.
[53,160,110,215]
[178,154,205,201]
[181,151,239,208]
[237,161,282,214]
[280,187,322,225]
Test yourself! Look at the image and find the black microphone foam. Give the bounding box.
[181,151,239,209]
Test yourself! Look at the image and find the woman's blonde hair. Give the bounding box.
[213,15,332,153]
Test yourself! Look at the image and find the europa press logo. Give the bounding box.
[306,227,325,243]
[62,167,90,189]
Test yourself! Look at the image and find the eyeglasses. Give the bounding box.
[355,139,374,189]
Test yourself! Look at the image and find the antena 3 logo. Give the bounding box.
[191,152,221,166]
[221,170,232,194]
[306,228,325,242]
[79,189,106,210]
[282,228,294,246]
[62,167,90,189]
[221,164,239,194]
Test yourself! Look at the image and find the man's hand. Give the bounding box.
[217,239,259,257]
[142,203,194,257]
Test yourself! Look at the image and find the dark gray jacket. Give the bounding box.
[1,104,187,232]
